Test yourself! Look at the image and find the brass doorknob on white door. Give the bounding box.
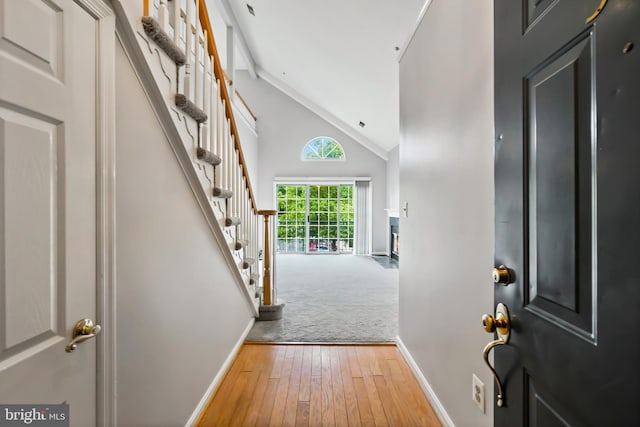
[493,265,513,285]
[65,318,101,353]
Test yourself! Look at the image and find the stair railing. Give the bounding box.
[143,0,272,305]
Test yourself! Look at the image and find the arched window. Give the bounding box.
[302,137,345,160]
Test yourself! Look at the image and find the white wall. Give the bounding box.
[204,0,228,70]
[235,71,389,253]
[386,145,400,215]
[398,0,495,426]
[115,41,253,426]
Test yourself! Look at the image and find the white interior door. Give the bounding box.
[0,0,99,424]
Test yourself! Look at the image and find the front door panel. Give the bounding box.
[494,0,640,425]
[526,30,595,339]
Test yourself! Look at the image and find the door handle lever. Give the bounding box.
[483,339,507,407]
[481,303,511,407]
[66,318,101,353]
[586,0,608,24]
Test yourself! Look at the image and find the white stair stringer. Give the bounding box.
[112,2,260,314]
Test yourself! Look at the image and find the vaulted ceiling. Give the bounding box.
[223,0,425,157]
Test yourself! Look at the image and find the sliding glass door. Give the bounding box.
[275,185,307,253]
[276,184,354,254]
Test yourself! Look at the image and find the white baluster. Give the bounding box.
[209,76,217,154]
[250,209,254,260]
[247,189,251,255]
[194,0,201,108]
[216,89,223,156]
[174,0,182,46]
[201,50,210,150]
[243,181,247,244]
[233,147,238,218]
[158,0,169,31]
[183,0,193,98]
[232,146,237,217]
[231,149,242,216]
[235,145,240,220]
[203,39,210,148]
[227,122,232,197]
[226,117,232,195]
[236,149,241,220]
[240,183,245,244]
[223,113,229,191]
[241,165,245,234]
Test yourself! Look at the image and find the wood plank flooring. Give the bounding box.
[197,344,441,426]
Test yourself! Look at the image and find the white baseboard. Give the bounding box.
[395,336,456,427]
[185,318,255,426]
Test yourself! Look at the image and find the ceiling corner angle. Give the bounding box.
[256,68,389,161]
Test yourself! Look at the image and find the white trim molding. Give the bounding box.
[185,318,256,426]
[395,336,456,427]
[274,176,371,184]
[397,0,436,62]
[76,1,118,426]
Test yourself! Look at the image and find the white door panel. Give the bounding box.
[0,0,98,424]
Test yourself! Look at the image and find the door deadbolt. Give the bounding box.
[493,265,513,285]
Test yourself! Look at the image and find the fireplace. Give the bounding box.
[389,217,399,260]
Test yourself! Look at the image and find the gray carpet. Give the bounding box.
[246,255,398,343]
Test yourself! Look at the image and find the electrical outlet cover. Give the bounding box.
[472,374,485,413]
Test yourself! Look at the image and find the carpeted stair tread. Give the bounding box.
[225,217,241,227]
[196,147,222,166]
[175,94,208,123]
[141,17,186,65]
[213,187,233,198]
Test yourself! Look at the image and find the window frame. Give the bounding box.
[301,136,346,161]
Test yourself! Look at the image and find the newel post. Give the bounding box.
[258,210,277,305]
[257,210,283,320]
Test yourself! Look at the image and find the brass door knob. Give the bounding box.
[481,303,511,339]
[493,265,513,285]
[482,314,509,334]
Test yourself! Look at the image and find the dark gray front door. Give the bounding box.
[494,0,639,425]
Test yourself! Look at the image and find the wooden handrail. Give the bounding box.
[197,0,257,213]
[143,0,149,16]
[235,89,257,122]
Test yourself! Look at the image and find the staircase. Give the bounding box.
[120,0,272,314]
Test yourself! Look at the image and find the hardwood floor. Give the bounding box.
[197,344,441,426]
